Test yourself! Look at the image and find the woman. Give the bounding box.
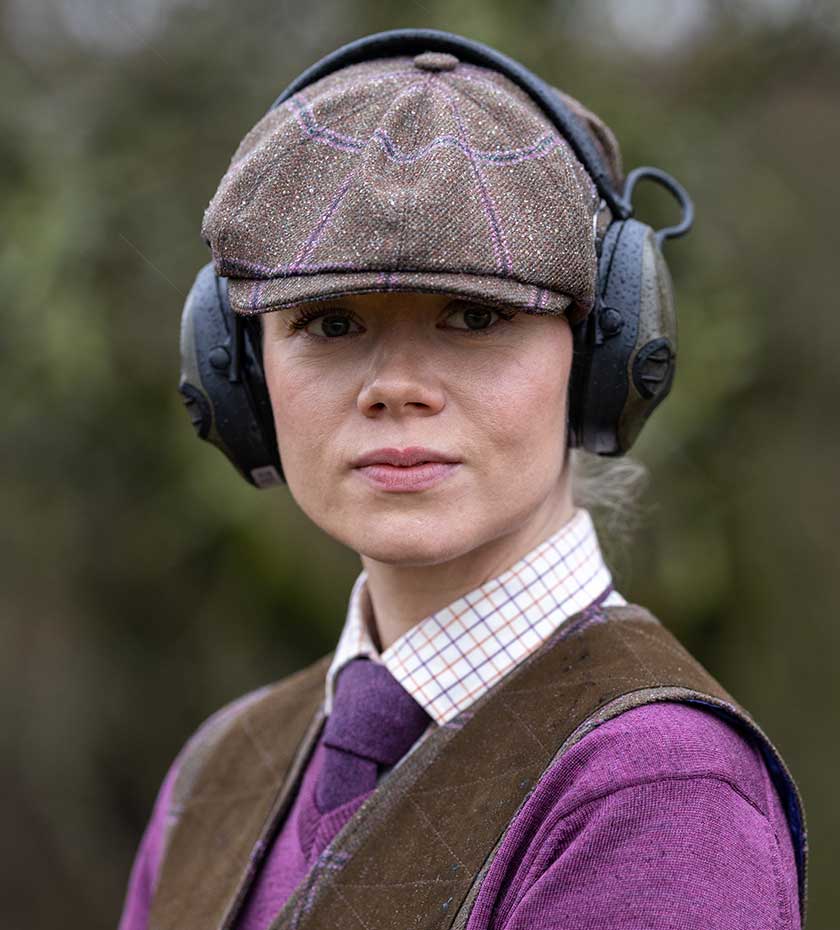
[119,29,807,930]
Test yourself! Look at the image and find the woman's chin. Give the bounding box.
[349,518,476,568]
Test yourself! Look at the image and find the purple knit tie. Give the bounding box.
[315,657,432,813]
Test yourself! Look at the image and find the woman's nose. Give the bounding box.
[356,340,446,418]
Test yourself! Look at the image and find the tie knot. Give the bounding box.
[324,657,432,767]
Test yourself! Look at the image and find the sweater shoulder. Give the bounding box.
[540,700,770,818]
[465,701,801,930]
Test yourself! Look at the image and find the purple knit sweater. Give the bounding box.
[118,700,800,930]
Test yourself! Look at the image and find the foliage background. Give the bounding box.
[3,1,838,926]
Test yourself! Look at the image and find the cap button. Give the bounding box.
[413,51,459,72]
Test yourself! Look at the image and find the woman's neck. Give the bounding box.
[360,488,576,652]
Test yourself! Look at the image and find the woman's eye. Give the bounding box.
[290,311,363,339]
[444,305,511,333]
[287,303,515,339]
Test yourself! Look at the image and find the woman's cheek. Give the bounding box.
[501,377,568,481]
[269,367,323,456]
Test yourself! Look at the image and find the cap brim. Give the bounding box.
[226,270,586,325]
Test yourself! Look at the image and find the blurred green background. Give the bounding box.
[2,1,838,926]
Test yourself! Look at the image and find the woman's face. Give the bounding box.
[260,291,574,567]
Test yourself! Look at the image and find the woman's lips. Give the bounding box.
[355,461,461,492]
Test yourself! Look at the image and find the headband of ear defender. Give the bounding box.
[178,27,694,488]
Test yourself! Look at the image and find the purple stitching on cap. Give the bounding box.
[452,66,598,207]
[436,81,512,277]
[286,74,429,153]
[288,96,561,167]
[289,74,429,151]
[287,76,435,272]
[249,278,264,310]
[373,128,560,166]
[287,98,366,153]
[288,168,359,273]
[529,286,548,310]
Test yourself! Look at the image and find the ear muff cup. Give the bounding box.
[178,262,284,487]
[568,218,678,455]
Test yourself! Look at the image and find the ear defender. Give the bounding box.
[178,264,284,487]
[178,29,693,487]
[567,166,693,455]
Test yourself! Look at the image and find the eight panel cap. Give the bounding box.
[200,52,624,326]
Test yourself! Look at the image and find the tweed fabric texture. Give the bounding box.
[200,53,624,326]
[257,608,806,930]
[229,703,800,930]
[116,631,804,930]
[129,606,806,930]
[315,657,432,812]
[326,507,626,726]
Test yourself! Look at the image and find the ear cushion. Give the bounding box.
[568,218,677,455]
[178,262,285,487]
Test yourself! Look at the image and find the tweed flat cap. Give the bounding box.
[201,51,624,326]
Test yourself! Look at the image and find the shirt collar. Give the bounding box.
[324,507,625,726]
